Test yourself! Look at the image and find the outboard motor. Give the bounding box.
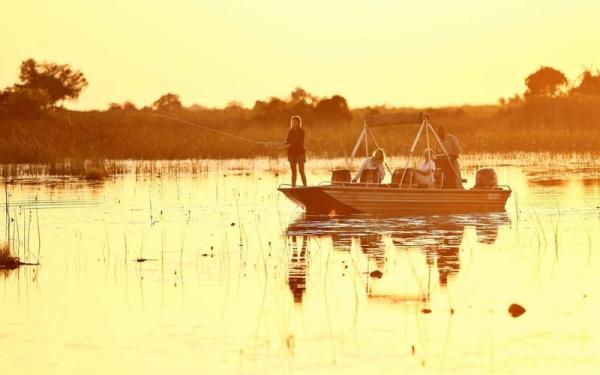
[474,168,498,188]
[331,169,351,184]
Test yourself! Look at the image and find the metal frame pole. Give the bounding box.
[398,120,426,187]
[364,123,369,157]
[350,127,366,163]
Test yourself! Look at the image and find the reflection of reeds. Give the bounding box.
[2,180,41,269]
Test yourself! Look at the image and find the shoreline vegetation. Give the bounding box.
[1,60,599,163]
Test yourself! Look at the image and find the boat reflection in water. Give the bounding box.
[285,213,510,303]
[288,235,308,303]
[391,218,464,287]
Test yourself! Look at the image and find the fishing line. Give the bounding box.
[142,112,283,146]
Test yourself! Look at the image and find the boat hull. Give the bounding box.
[278,185,511,215]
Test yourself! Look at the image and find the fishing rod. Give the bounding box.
[141,112,283,146]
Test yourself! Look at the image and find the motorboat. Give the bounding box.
[278,112,511,215]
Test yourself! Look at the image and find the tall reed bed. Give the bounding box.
[1,96,600,163]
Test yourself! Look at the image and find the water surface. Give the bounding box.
[1,154,599,374]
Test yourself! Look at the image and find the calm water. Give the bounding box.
[1,154,600,374]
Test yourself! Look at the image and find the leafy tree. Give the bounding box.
[289,87,316,105]
[18,58,88,106]
[108,103,122,111]
[288,87,316,117]
[152,93,182,111]
[122,101,137,110]
[251,97,288,121]
[524,66,567,99]
[314,95,352,122]
[223,101,248,121]
[571,69,600,96]
[108,101,136,111]
[0,86,50,118]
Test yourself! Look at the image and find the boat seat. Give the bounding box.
[359,168,380,184]
[331,169,351,185]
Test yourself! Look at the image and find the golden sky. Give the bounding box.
[1,0,599,110]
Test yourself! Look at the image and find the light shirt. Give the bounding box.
[418,159,436,185]
[437,134,461,157]
[353,158,385,182]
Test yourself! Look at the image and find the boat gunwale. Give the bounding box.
[278,183,512,195]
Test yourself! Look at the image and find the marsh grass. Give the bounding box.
[1,96,600,164]
[0,140,596,187]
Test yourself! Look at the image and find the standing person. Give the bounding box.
[436,126,462,188]
[352,149,386,183]
[285,115,307,187]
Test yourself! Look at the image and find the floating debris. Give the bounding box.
[369,270,383,278]
[0,243,38,269]
[0,254,19,269]
[508,303,526,317]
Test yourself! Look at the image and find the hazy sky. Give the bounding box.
[2,0,599,110]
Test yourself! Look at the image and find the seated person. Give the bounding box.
[412,149,436,188]
[352,149,386,183]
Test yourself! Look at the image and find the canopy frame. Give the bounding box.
[349,113,461,187]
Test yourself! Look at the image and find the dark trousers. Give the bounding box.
[435,156,463,189]
[290,161,307,187]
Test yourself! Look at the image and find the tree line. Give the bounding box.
[499,66,600,104]
[0,58,353,124]
[3,58,599,122]
[1,58,599,163]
